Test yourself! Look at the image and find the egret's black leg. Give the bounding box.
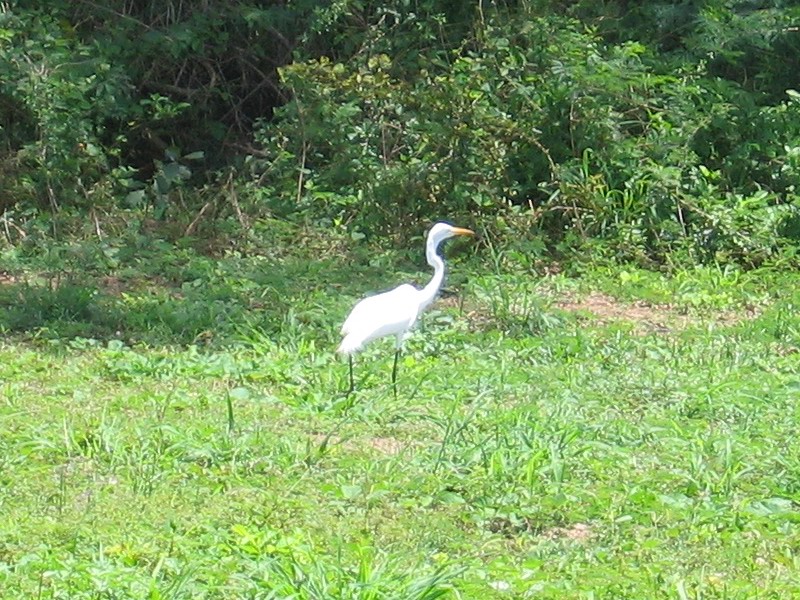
[346,355,355,396]
[391,349,400,399]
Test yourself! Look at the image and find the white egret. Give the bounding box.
[337,222,475,396]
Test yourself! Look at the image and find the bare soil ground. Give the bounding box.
[309,433,409,456]
[553,291,759,333]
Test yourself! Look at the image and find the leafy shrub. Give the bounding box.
[0,7,129,210]
[252,16,591,233]
[251,7,800,265]
[2,0,800,266]
[0,0,326,215]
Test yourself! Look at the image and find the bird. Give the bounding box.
[337,222,475,396]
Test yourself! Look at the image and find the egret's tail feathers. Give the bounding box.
[337,333,364,355]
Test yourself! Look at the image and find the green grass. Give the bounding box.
[2,223,800,598]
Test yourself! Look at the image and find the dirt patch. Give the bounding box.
[435,294,465,311]
[486,518,593,543]
[429,288,758,335]
[542,522,593,542]
[554,291,757,333]
[0,271,18,285]
[97,275,173,296]
[308,433,408,456]
[771,342,799,357]
[367,437,406,455]
[99,276,129,295]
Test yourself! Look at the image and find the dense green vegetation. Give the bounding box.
[2,0,799,263]
[3,1,800,598]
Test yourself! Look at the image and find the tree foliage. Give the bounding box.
[2,0,800,265]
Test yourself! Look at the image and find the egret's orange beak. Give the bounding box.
[452,227,475,236]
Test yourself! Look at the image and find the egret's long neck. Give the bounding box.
[418,237,445,312]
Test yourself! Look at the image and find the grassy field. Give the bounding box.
[2,222,800,598]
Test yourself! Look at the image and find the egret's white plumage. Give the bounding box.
[338,283,419,354]
[338,222,475,394]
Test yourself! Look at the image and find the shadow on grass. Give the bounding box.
[0,279,241,345]
[0,235,399,349]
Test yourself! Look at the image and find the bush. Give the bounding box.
[0,0,323,215]
[250,8,800,264]
[2,0,800,267]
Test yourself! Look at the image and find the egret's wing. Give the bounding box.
[339,284,420,352]
[341,284,418,334]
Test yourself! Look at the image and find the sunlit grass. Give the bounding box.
[1,227,800,598]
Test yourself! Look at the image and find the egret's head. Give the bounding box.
[428,222,475,247]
